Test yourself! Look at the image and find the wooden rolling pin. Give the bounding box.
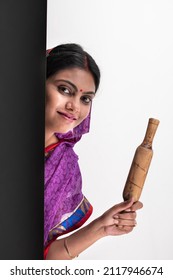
[123,118,160,202]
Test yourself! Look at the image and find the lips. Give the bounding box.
[57,111,77,121]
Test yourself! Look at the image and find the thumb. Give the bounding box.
[113,198,134,214]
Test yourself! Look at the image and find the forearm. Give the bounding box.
[46,218,105,260]
[46,199,142,260]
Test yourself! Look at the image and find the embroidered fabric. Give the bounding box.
[44,111,92,247]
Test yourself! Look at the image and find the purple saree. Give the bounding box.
[44,112,93,257]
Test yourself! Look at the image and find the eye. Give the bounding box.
[81,95,92,105]
[58,85,71,95]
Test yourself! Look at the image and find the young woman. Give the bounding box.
[44,43,143,260]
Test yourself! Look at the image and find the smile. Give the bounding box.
[57,111,77,122]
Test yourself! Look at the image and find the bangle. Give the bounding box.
[64,238,78,259]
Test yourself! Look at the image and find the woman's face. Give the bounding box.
[45,68,96,134]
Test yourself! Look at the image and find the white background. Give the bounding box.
[47,0,173,260]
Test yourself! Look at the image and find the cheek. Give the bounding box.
[45,94,59,119]
[80,105,91,120]
[45,99,54,116]
[45,91,61,109]
[45,91,54,108]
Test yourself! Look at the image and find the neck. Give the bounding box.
[45,129,59,148]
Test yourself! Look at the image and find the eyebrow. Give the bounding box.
[54,79,96,95]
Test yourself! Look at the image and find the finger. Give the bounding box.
[114,211,136,220]
[118,225,135,233]
[127,201,143,212]
[111,198,135,215]
[113,218,137,227]
[105,224,133,236]
[132,201,143,211]
[114,225,134,235]
[117,224,136,228]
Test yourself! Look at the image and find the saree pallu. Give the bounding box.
[44,140,93,259]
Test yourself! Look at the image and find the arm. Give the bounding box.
[46,199,143,260]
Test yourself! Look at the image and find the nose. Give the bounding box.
[66,98,80,113]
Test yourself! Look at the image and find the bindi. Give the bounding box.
[79,89,83,92]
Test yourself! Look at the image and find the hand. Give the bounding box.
[98,198,143,237]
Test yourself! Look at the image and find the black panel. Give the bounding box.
[0,0,47,259]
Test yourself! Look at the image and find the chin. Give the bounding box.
[55,127,73,134]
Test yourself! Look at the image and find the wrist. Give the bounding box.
[88,217,107,239]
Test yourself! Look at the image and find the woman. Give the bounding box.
[44,43,143,260]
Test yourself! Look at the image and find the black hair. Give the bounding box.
[46,43,100,92]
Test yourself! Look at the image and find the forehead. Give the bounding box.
[49,68,96,92]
